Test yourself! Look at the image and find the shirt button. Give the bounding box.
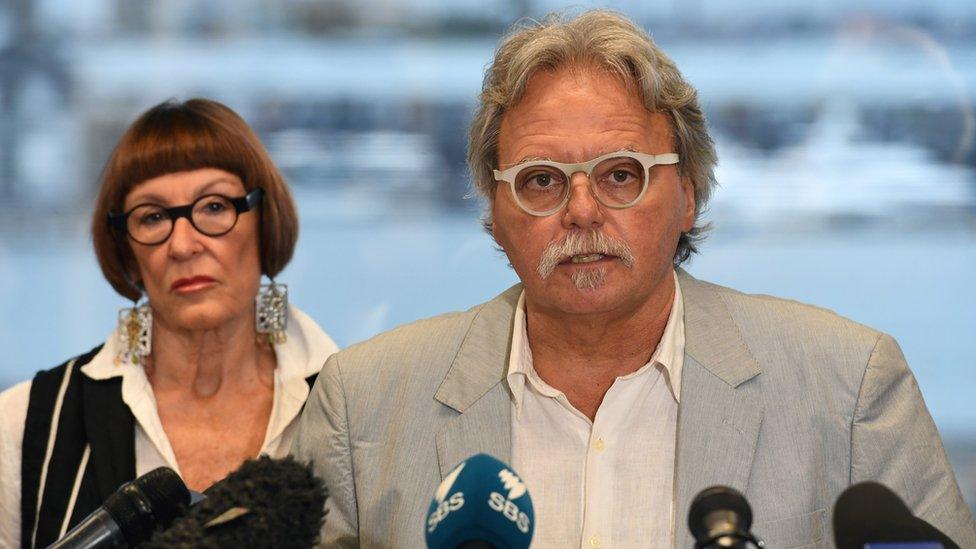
[594,437,606,452]
[589,534,601,547]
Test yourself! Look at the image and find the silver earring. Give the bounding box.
[115,299,152,366]
[256,281,288,345]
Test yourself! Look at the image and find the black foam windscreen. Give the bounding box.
[142,456,326,549]
[688,485,754,546]
[104,467,190,545]
[832,481,958,549]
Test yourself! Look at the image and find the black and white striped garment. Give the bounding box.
[20,346,319,548]
[21,345,135,549]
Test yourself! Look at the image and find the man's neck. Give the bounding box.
[524,274,676,420]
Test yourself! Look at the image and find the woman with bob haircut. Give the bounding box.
[0,98,338,547]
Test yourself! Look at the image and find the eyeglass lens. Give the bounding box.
[126,195,239,244]
[513,156,647,212]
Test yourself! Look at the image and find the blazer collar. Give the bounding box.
[434,270,761,407]
[677,268,762,387]
[433,284,521,413]
[674,268,765,548]
[433,285,520,477]
[431,271,767,490]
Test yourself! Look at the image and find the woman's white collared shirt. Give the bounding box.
[0,305,338,547]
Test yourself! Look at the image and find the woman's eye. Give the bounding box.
[138,211,164,226]
[203,201,227,213]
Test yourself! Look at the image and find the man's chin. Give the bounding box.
[570,266,609,291]
[531,278,630,316]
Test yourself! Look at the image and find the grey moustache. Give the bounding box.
[537,231,636,279]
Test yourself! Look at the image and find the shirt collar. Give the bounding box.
[654,271,685,401]
[505,269,685,409]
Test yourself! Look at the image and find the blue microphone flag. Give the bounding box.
[425,453,535,549]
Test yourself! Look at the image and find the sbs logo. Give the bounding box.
[488,469,531,534]
[497,469,527,500]
[427,463,466,533]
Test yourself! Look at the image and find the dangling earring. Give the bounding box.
[256,280,288,345]
[115,298,152,366]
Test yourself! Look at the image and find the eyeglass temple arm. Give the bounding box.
[233,187,264,212]
[107,211,126,230]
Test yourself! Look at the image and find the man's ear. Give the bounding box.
[680,177,696,232]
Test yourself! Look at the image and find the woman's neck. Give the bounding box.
[146,310,276,398]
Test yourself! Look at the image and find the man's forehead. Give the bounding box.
[498,110,674,165]
[497,65,671,166]
[508,146,642,165]
[509,68,645,117]
[519,63,639,99]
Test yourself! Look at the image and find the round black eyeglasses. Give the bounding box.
[108,187,264,245]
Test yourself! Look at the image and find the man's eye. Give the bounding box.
[520,171,564,191]
[610,170,636,184]
[532,174,552,188]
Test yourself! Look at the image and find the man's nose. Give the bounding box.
[561,172,604,230]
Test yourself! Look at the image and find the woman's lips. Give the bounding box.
[171,275,216,293]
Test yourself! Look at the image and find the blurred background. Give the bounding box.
[0,0,974,512]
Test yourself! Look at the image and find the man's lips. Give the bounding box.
[559,253,616,265]
[170,275,217,292]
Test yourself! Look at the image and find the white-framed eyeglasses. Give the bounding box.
[493,150,679,216]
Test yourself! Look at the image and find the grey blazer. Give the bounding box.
[292,270,975,548]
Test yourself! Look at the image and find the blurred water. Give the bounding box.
[2,204,973,433]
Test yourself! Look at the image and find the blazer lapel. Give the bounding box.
[674,270,765,548]
[433,285,521,478]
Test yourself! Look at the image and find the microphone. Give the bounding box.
[143,455,326,548]
[688,485,764,548]
[833,481,958,549]
[424,453,534,549]
[49,467,190,548]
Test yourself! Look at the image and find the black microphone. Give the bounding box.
[688,485,764,548]
[143,455,326,549]
[833,481,959,549]
[48,467,189,548]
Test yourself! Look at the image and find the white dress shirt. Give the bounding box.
[0,305,338,547]
[508,271,685,549]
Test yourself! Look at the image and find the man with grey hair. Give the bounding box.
[294,10,975,548]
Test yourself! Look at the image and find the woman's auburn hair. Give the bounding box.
[91,98,299,301]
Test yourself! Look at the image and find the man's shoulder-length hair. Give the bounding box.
[467,9,718,265]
